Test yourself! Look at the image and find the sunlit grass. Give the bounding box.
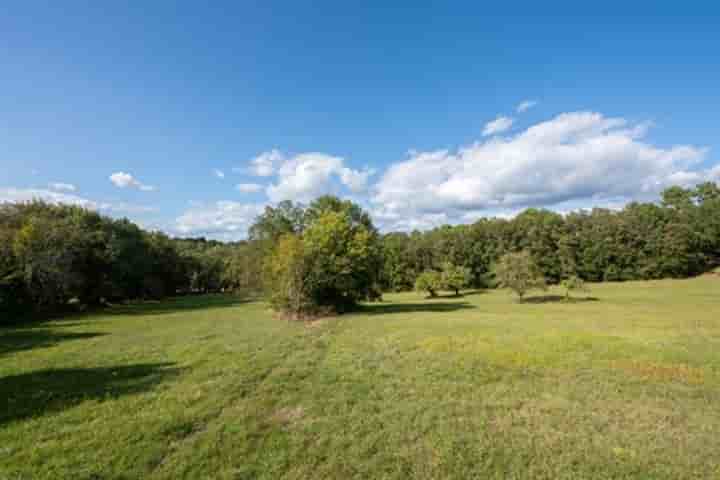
[1,277,719,478]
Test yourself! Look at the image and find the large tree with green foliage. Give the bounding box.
[440,262,472,296]
[262,197,382,316]
[493,250,547,302]
[414,271,442,298]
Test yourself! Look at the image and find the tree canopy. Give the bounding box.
[2,182,720,322]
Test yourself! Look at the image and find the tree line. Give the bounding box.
[380,183,720,291]
[0,202,259,322]
[1,182,718,322]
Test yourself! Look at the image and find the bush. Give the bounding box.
[561,275,590,299]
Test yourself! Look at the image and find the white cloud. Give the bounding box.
[236,183,263,193]
[1,188,98,209]
[266,152,373,203]
[247,149,284,177]
[49,182,76,192]
[174,201,264,239]
[482,116,514,136]
[516,100,538,113]
[213,169,225,179]
[109,172,155,191]
[104,203,158,214]
[0,188,155,214]
[372,111,712,231]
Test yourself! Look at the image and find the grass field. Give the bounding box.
[1,277,719,479]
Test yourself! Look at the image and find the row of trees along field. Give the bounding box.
[1,182,719,321]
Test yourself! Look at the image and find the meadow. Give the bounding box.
[1,277,719,479]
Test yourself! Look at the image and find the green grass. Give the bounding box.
[1,278,719,479]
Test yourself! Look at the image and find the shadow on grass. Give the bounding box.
[106,294,248,317]
[358,301,476,315]
[522,295,600,304]
[459,289,487,297]
[0,330,106,357]
[0,362,181,425]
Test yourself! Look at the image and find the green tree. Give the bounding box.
[249,200,304,242]
[493,251,547,302]
[303,209,380,311]
[264,197,381,316]
[561,275,589,300]
[264,234,310,316]
[440,262,471,296]
[415,271,442,298]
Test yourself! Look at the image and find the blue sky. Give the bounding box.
[2,2,719,239]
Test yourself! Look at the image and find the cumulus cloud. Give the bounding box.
[266,152,374,203]
[482,116,514,136]
[109,172,155,191]
[213,169,225,179]
[1,188,98,209]
[236,183,263,193]
[372,111,711,231]
[0,188,156,214]
[49,182,76,192]
[174,201,264,239]
[247,149,284,177]
[516,100,538,113]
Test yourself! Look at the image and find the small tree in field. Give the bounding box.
[440,262,472,296]
[561,275,589,300]
[493,250,547,302]
[415,271,442,298]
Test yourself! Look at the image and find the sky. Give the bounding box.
[2,1,719,240]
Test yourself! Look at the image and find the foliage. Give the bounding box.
[440,262,472,295]
[380,182,720,290]
[263,198,382,316]
[561,275,589,299]
[3,182,720,320]
[0,202,237,322]
[248,200,305,242]
[415,271,442,298]
[493,250,547,302]
[264,234,310,315]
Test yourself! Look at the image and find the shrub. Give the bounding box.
[561,275,589,299]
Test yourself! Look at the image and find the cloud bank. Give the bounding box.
[372,111,710,230]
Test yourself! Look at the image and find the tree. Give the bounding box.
[264,234,310,316]
[415,271,442,298]
[561,275,589,300]
[302,209,380,311]
[493,250,547,302]
[249,200,304,242]
[440,262,471,296]
[263,197,381,316]
[380,232,416,292]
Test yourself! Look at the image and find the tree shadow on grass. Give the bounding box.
[458,289,487,297]
[0,362,181,425]
[358,301,476,315]
[0,329,106,357]
[522,295,600,304]
[106,294,249,317]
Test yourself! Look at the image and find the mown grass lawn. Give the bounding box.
[1,277,719,479]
